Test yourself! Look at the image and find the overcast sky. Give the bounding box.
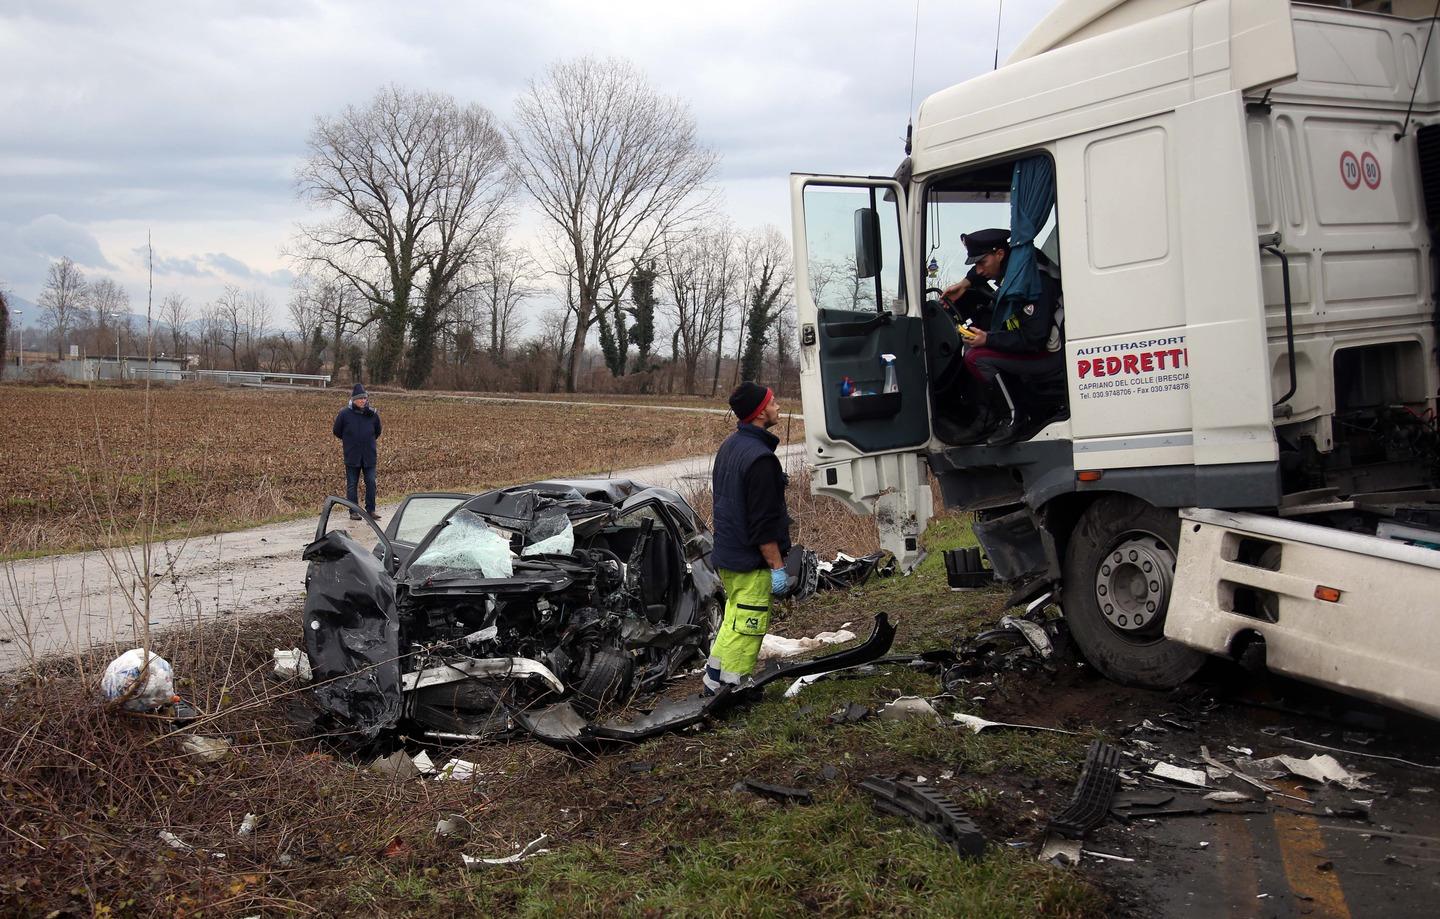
[0,0,1061,325]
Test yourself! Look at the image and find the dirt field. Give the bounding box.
[0,385,741,557]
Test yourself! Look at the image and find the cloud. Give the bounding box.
[0,0,1062,310]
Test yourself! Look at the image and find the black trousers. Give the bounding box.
[345,464,377,514]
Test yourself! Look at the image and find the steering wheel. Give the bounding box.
[923,286,968,391]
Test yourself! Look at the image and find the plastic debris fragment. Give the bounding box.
[462,833,551,867]
[101,649,176,711]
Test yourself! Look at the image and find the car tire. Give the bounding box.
[1061,494,1205,689]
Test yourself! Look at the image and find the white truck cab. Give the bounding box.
[792,0,1440,718]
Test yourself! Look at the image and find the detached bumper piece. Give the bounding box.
[858,776,986,858]
[1046,741,1122,838]
[514,613,896,747]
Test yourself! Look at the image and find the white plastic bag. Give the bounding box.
[101,648,176,711]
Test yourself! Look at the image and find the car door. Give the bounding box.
[376,492,473,570]
[790,175,933,569]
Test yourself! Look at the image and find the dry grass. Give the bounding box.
[0,385,741,557]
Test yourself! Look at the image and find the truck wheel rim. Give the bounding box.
[1093,530,1175,636]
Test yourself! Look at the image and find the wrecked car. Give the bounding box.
[301,479,725,745]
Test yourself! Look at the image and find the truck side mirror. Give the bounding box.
[853,207,881,279]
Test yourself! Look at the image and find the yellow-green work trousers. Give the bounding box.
[702,568,771,692]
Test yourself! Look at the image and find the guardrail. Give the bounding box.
[188,370,332,387]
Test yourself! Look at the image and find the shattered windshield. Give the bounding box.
[408,510,515,579]
[522,513,575,556]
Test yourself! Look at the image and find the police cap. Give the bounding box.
[961,228,1010,264]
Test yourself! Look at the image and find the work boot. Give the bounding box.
[935,402,995,445]
[348,512,363,521]
[986,412,1049,447]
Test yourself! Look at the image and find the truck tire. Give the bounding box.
[1061,495,1205,689]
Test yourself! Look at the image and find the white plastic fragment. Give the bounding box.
[1203,791,1253,803]
[1038,833,1082,866]
[759,629,857,660]
[1253,754,1372,790]
[101,649,176,711]
[369,751,421,780]
[878,696,941,722]
[437,758,481,781]
[181,735,232,762]
[1082,849,1135,862]
[462,833,551,867]
[237,813,258,838]
[159,830,193,853]
[412,751,437,775]
[272,649,313,681]
[1150,762,1209,787]
[953,713,1078,735]
[436,814,475,837]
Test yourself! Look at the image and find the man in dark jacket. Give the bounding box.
[940,228,1065,447]
[702,381,791,694]
[332,383,383,521]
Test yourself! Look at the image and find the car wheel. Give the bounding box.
[1061,495,1205,689]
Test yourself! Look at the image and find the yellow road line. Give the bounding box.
[1273,810,1350,918]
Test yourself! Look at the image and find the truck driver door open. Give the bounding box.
[790,175,932,568]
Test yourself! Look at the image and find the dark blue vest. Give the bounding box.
[711,424,788,572]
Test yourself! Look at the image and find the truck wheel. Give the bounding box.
[1061,495,1204,689]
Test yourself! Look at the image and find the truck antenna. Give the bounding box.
[905,0,920,155]
[993,0,1004,71]
[1396,0,1440,141]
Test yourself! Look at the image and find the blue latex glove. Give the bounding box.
[770,568,789,596]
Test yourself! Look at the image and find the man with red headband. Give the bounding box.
[702,381,792,694]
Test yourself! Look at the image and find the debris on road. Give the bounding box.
[877,696,941,722]
[368,750,421,780]
[816,550,897,592]
[1149,762,1209,788]
[1252,753,1372,790]
[1038,833,1082,867]
[859,776,986,858]
[436,814,475,838]
[159,830,193,853]
[180,735,232,763]
[943,547,994,590]
[462,833,552,868]
[738,779,814,805]
[101,649,177,712]
[829,702,874,725]
[1048,741,1122,838]
[760,627,857,660]
[271,648,312,681]
[952,712,1078,735]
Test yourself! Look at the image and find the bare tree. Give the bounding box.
[736,226,793,384]
[510,57,717,392]
[38,257,88,359]
[87,277,131,359]
[211,285,245,368]
[159,293,189,357]
[295,85,514,386]
[475,242,538,362]
[659,226,733,395]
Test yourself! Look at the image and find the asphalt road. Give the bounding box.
[0,443,803,671]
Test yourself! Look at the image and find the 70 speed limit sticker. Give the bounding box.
[1341,150,1381,190]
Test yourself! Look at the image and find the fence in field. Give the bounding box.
[3,357,331,388]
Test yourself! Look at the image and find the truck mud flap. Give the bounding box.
[858,776,986,858]
[972,507,1058,584]
[513,613,896,747]
[1046,740,1122,838]
[301,528,403,741]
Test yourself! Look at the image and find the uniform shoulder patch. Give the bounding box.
[1022,303,1035,316]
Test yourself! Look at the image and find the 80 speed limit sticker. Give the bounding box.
[1341,150,1381,190]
